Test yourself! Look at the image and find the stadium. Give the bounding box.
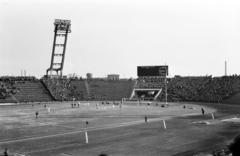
[1,1,240,156]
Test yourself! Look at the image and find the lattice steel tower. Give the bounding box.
[46,19,71,78]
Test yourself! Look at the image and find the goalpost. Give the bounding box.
[122,98,140,106]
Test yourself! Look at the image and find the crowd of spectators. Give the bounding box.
[156,75,240,103]
[43,78,84,101]
[201,134,240,156]
[71,77,134,82]
[0,76,38,82]
[135,75,240,103]
[198,76,240,102]
[157,76,211,102]
[0,82,12,99]
[211,149,231,156]
[1,75,240,103]
[136,77,165,88]
[0,76,29,99]
[0,76,39,100]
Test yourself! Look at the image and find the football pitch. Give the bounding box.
[0,101,240,156]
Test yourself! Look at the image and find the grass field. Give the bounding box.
[0,101,239,156]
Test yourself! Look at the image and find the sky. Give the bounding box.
[0,0,240,78]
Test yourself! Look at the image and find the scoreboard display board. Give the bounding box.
[137,66,168,77]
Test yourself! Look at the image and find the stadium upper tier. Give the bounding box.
[0,75,240,104]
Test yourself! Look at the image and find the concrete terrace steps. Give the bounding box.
[70,80,88,100]
[13,81,53,102]
[0,96,16,103]
[87,80,136,100]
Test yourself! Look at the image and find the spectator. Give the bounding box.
[4,149,8,156]
[227,134,240,156]
[201,108,205,115]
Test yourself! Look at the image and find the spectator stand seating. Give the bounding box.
[86,78,136,101]
[157,75,240,103]
[0,76,53,103]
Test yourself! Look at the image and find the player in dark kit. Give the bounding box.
[145,116,147,123]
[201,108,205,115]
[35,111,39,119]
[86,121,89,129]
[4,149,8,156]
[119,103,122,110]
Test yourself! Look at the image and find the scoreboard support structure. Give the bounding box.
[165,76,168,105]
[137,65,169,104]
[46,19,71,78]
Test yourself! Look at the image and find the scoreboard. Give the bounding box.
[137,66,168,77]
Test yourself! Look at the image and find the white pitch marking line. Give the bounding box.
[25,130,151,154]
[50,125,79,129]
[222,117,240,122]
[0,117,170,145]
[207,121,222,125]
[181,113,199,116]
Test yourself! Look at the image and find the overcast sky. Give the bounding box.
[1,0,240,78]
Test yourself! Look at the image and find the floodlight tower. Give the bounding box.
[159,65,168,105]
[46,19,71,78]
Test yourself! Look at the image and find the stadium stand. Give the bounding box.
[135,77,165,88]
[87,79,136,100]
[42,78,135,101]
[70,79,88,100]
[0,76,53,103]
[14,81,53,102]
[1,75,240,103]
[0,83,18,103]
[157,75,240,103]
[43,77,89,101]
[43,78,73,101]
[224,92,240,104]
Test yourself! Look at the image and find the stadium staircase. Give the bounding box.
[40,80,55,100]
[85,80,91,99]
[14,81,53,102]
[70,80,89,100]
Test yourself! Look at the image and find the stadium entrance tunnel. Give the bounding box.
[132,88,162,100]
